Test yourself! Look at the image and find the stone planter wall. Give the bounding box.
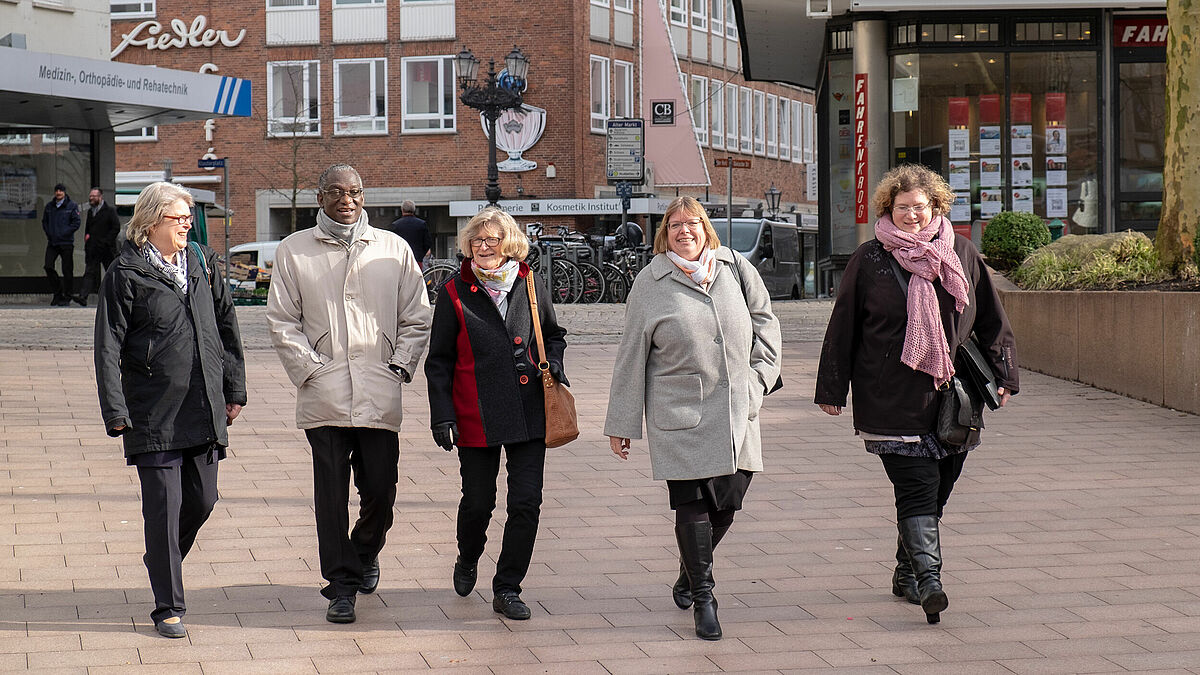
[998,289,1200,416]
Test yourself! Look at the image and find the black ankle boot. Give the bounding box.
[898,515,948,624]
[675,521,721,640]
[891,534,920,605]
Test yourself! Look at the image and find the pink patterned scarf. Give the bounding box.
[874,214,969,388]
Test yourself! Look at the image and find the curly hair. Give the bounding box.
[457,207,529,261]
[871,164,956,219]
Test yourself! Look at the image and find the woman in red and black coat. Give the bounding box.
[424,207,567,621]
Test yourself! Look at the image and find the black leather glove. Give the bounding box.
[548,361,569,387]
[432,422,457,451]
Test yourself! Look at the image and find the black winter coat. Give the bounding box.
[814,235,1019,436]
[84,202,121,262]
[42,197,81,247]
[94,241,248,457]
[425,260,567,448]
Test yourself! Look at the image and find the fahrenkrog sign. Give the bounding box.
[112,16,246,59]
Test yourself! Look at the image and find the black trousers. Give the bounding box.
[137,449,220,623]
[456,439,546,595]
[879,452,968,522]
[305,426,399,599]
[79,247,115,298]
[43,244,74,298]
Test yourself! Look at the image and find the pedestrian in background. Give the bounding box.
[94,181,247,639]
[424,207,568,621]
[388,199,433,268]
[814,164,1019,625]
[267,163,431,624]
[605,196,782,641]
[42,182,81,306]
[76,187,121,306]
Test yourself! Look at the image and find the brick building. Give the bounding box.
[110,0,817,256]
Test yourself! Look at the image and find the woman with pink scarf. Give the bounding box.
[815,165,1019,625]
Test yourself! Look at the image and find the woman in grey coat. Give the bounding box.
[605,196,782,640]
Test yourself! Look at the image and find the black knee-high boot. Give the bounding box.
[898,515,948,623]
[676,521,721,640]
[672,522,729,609]
[891,533,920,604]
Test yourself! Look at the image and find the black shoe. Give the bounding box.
[360,558,380,594]
[326,595,356,623]
[51,295,68,306]
[71,294,87,307]
[154,618,187,638]
[492,591,531,620]
[452,557,477,597]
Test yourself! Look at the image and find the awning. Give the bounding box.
[0,45,251,131]
[641,0,710,187]
[734,0,828,90]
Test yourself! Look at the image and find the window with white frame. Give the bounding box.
[726,82,737,150]
[268,61,320,136]
[333,0,382,4]
[739,87,751,153]
[669,0,686,26]
[690,76,708,145]
[334,58,386,134]
[725,0,737,38]
[710,79,723,149]
[402,56,455,132]
[753,90,765,155]
[115,126,158,142]
[614,60,633,119]
[791,100,802,162]
[691,0,706,30]
[802,101,814,162]
[614,0,632,11]
[110,0,154,18]
[766,93,777,157]
[267,0,317,6]
[591,0,607,6]
[710,0,722,35]
[779,98,790,161]
[590,55,610,133]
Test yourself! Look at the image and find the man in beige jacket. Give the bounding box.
[267,164,431,624]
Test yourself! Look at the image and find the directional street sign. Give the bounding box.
[605,119,645,183]
[713,157,751,169]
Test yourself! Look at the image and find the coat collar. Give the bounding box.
[311,223,382,245]
[649,245,736,281]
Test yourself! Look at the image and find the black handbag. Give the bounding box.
[958,336,1002,411]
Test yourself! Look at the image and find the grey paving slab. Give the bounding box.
[1,302,1200,673]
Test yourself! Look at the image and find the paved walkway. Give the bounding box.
[2,302,1200,673]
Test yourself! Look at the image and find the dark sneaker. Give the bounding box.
[492,591,531,620]
[326,595,356,623]
[452,557,477,597]
[359,557,380,594]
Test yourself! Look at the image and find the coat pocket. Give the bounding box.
[650,374,703,431]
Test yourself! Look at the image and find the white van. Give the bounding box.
[719,218,803,300]
[227,241,279,269]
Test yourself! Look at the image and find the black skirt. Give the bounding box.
[667,470,754,511]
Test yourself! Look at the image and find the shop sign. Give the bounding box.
[1114,18,1168,48]
[853,73,868,225]
[112,16,247,59]
[449,197,673,217]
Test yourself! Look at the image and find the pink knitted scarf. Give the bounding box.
[874,214,969,388]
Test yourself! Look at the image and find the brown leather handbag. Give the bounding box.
[526,273,579,448]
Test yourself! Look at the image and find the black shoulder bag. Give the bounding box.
[729,254,783,395]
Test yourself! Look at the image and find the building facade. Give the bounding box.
[109,0,817,258]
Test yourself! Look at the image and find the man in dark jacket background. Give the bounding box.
[76,187,121,306]
[42,183,81,306]
[387,200,432,268]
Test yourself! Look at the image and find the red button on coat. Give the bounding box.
[513,336,522,345]
[470,285,478,292]
[519,375,529,384]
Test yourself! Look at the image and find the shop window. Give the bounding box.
[334,58,386,135]
[766,94,778,158]
[711,80,724,150]
[401,56,455,132]
[1117,60,1165,228]
[268,61,320,136]
[110,0,154,18]
[691,76,708,145]
[614,61,633,118]
[1015,21,1093,43]
[919,22,1000,44]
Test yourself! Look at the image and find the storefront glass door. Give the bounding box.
[1115,60,1165,233]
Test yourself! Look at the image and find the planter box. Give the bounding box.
[999,288,1200,416]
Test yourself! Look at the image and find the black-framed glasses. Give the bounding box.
[470,236,501,248]
[320,187,365,200]
[162,214,194,226]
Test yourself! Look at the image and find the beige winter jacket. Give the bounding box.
[267,225,431,431]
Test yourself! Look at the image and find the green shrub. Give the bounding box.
[1011,231,1168,290]
[980,211,1052,269]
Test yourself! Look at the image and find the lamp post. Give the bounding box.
[765,183,782,219]
[455,45,529,206]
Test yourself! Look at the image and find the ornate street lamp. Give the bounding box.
[456,45,529,206]
[765,183,782,219]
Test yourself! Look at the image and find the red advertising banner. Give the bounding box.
[1010,93,1032,124]
[1045,92,1066,124]
[854,73,869,225]
[1115,17,1169,47]
[948,97,970,127]
[979,94,1001,125]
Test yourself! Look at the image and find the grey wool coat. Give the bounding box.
[604,247,783,480]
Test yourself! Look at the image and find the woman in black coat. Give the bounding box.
[424,207,567,621]
[94,182,247,638]
[814,165,1018,625]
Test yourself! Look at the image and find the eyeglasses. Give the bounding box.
[470,236,501,248]
[667,218,704,231]
[162,214,194,226]
[320,187,365,200]
[893,203,930,215]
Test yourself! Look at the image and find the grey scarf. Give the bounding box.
[316,208,369,246]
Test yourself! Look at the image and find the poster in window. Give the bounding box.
[1045,92,1066,125]
[1010,92,1032,124]
[948,160,971,190]
[1012,188,1034,213]
[948,97,970,127]
[979,126,1001,156]
[1045,126,1066,154]
[1046,188,1068,218]
[1046,156,1067,186]
[980,189,1003,217]
[1012,157,1033,186]
[893,78,919,112]
[980,157,1002,187]
[948,128,970,159]
[0,166,37,219]
[979,94,1001,125]
[1011,125,1033,155]
[950,192,971,223]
